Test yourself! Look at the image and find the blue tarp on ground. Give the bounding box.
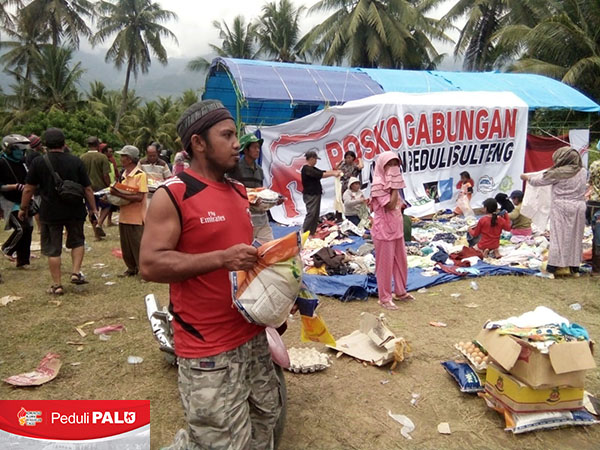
[270,223,539,299]
[303,263,538,299]
[360,69,600,112]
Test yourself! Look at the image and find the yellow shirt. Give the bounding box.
[119,166,148,225]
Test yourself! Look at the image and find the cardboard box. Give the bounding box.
[476,329,596,388]
[485,364,584,413]
[328,313,403,366]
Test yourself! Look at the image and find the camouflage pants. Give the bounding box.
[165,332,281,450]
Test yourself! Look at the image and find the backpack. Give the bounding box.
[43,154,85,204]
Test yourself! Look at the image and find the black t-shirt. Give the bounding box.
[0,158,27,204]
[301,165,324,195]
[26,151,91,224]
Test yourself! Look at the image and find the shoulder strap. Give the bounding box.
[43,154,64,188]
[168,302,205,342]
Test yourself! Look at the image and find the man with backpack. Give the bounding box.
[18,128,97,295]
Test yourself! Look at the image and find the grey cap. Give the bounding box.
[116,145,140,159]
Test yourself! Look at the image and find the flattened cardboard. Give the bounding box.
[485,365,584,413]
[476,329,596,389]
[328,313,400,366]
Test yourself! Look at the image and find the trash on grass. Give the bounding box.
[127,356,143,365]
[92,263,107,269]
[429,321,447,328]
[98,334,111,341]
[417,288,427,294]
[3,353,62,386]
[465,303,480,308]
[0,296,22,306]
[74,327,86,338]
[410,393,421,407]
[329,313,409,367]
[569,303,582,311]
[93,324,125,335]
[450,293,461,298]
[438,422,451,434]
[104,281,116,286]
[380,380,389,385]
[388,411,415,439]
[470,281,479,290]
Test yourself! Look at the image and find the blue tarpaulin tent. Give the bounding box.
[362,69,600,112]
[203,58,600,126]
[203,58,385,125]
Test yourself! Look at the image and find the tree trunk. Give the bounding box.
[114,57,133,133]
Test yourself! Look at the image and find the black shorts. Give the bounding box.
[41,221,85,257]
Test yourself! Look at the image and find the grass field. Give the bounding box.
[1,223,600,449]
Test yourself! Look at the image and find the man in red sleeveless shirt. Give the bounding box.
[140,100,281,449]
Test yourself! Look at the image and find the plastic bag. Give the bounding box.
[247,187,285,212]
[232,232,304,328]
[441,360,484,393]
[300,315,336,347]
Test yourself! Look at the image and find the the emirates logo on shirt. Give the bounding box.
[199,211,226,224]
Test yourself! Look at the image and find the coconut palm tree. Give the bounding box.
[440,0,555,71]
[501,0,600,101]
[20,0,95,48]
[91,0,177,133]
[258,0,305,62]
[298,0,448,69]
[211,15,258,59]
[0,0,23,30]
[0,10,49,101]
[28,45,85,110]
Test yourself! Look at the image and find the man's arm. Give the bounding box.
[322,169,341,179]
[84,186,99,216]
[17,184,35,220]
[162,162,172,179]
[139,188,258,283]
[109,187,144,203]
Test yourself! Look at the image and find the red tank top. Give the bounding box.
[162,170,263,358]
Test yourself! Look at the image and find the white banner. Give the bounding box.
[259,91,529,224]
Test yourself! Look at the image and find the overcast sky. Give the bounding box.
[84,0,456,62]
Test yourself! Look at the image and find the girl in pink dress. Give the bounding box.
[370,152,413,310]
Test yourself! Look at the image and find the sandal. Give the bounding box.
[378,300,399,311]
[70,272,88,285]
[47,285,64,295]
[394,293,415,301]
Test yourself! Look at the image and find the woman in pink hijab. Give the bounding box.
[370,152,413,310]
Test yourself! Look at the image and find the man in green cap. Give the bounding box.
[229,132,274,243]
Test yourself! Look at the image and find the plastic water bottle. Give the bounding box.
[470,281,479,291]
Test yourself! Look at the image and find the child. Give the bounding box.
[469,198,511,257]
[508,190,532,236]
[343,177,366,226]
[494,192,515,213]
[371,152,413,310]
[454,171,474,215]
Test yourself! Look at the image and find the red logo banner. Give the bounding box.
[0,400,150,440]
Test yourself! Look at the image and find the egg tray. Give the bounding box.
[454,343,488,372]
[286,347,331,374]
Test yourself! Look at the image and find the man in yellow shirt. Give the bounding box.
[110,145,148,276]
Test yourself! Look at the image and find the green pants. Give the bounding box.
[166,332,281,450]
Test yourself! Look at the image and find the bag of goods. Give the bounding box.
[232,232,304,328]
[96,182,135,206]
[247,187,285,211]
[480,392,598,434]
[441,360,485,393]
